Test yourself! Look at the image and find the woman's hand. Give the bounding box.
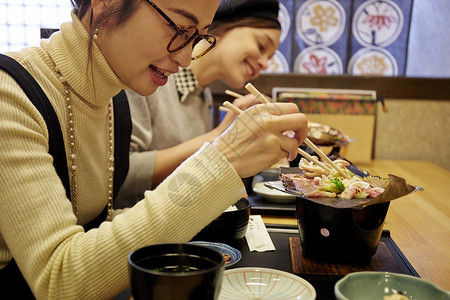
[212,102,308,178]
[214,94,261,134]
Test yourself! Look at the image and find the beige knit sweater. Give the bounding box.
[0,14,245,299]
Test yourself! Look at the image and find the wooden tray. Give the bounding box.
[288,230,420,299]
[290,230,419,282]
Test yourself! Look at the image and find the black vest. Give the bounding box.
[0,54,131,299]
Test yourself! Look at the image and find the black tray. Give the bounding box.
[116,229,418,300]
[248,192,296,216]
[230,228,419,300]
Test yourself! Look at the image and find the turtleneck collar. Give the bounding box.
[47,13,127,107]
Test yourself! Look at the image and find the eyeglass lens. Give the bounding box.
[170,29,215,60]
[191,36,215,60]
[169,27,198,51]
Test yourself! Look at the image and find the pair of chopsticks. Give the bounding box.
[220,84,271,112]
[223,83,350,179]
[218,90,242,112]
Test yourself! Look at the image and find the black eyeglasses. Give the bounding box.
[145,0,216,60]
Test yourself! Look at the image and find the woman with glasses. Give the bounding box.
[0,0,307,298]
[116,0,284,206]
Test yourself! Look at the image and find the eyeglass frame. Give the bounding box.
[144,0,216,60]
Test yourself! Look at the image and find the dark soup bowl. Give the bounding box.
[296,197,390,264]
[192,198,251,244]
[128,243,225,300]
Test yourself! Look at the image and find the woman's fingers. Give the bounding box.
[212,101,309,178]
[244,103,308,145]
[271,113,309,146]
[246,102,300,116]
[278,133,303,161]
[232,94,259,110]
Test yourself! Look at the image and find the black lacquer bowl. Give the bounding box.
[128,243,225,300]
[192,198,251,243]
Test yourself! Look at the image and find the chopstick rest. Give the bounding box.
[245,215,276,252]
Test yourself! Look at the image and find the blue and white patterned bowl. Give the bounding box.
[189,241,241,268]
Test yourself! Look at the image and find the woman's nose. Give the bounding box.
[257,55,270,71]
[170,45,192,68]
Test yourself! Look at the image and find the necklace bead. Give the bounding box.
[55,66,114,221]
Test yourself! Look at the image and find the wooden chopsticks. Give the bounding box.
[302,139,350,178]
[225,83,351,179]
[245,83,271,103]
[219,90,245,112]
[222,101,243,114]
[297,147,332,173]
[225,90,243,98]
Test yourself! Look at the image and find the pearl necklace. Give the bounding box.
[55,66,114,221]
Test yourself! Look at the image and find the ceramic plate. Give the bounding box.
[189,241,241,268]
[219,267,316,300]
[253,181,296,203]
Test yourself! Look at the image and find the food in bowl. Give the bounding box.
[279,153,419,206]
[308,121,351,146]
[384,292,408,300]
[222,253,231,264]
[282,157,386,199]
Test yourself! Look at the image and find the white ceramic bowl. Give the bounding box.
[219,267,316,299]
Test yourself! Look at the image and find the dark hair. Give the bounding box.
[208,17,281,36]
[70,0,140,61]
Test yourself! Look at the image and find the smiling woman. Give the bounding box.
[115,0,283,207]
[0,0,310,299]
[84,0,220,96]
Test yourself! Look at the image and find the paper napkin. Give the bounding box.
[245,215,276,252]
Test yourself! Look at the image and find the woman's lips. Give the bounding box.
[149,65,171,86]
[244,61,256,79]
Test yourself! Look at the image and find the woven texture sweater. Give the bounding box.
[0,14,244,299]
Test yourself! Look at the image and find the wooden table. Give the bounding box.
[262,160,450,291]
